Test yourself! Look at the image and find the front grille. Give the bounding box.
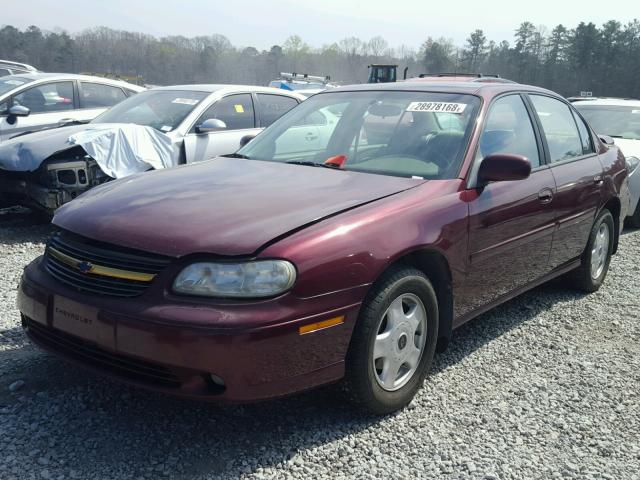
[44,231,171,297]
[23,316,181,388]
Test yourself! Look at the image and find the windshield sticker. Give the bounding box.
[632,110,640,114]
[4,80,25,86]
[234,104,245,113]
[407,102,467,114]
[171,98,199,106]
[160,125,172,132]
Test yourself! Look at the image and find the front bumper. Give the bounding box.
[628,165,640,216]
[0,174,67,211]
[18,257,364,402]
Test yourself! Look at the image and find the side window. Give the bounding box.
[13,82,74,114]
[195,94,255,131]
[0,68,10,77]
[572,110,595,155]
[293,110,327,127]
[479,94,540,168]
[81,83,126,108]
[530,95,584,162]
[256,94,298,127]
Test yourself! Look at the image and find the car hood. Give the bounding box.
[54,157,424,257]
[0,125,90,171]
[612,138,640,158]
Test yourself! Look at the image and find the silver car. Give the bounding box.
[574,98,640,227]
[0,84,305,214]
[0,60,38,77]
[0,73,145,142]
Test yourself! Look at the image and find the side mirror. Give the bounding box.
[195,118,227,134]
[598,134,615,146]
[239,134,255,148]
[478,153,531,184]
[9,105,30,118]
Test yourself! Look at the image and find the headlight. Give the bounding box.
[626,156,640,173]
[173,260,296,298]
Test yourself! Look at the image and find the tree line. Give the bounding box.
[0,21,638,98]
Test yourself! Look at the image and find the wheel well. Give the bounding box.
[395,249,453,353]
[602,198,621,254]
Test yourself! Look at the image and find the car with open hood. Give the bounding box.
[573,97,640,227]
[0,84,304,214]
[18,81,629,414]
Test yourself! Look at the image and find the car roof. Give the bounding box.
[0,59,38,71]
[2,72,144,90]
[572,98,640,107]
[150,84,306,98]
[325,81,558,98]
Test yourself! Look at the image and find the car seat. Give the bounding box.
[18,88,46,113]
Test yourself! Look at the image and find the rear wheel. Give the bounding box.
[343,266,438,414]
[567,209,614,292]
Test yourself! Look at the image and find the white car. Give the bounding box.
[574,98,640,227]
[0,60,38,77]
[0,84,305,214]
[0,73,145,142]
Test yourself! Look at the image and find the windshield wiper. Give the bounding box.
[225,153,251,159]
[285,160,343,170]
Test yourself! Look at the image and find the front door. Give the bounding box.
[459,94,557,316]
[183,93,262,162]
[1,81,77,141]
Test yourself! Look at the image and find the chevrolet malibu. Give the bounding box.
[18,82,629,414]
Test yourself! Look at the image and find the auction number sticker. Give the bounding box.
[407,102,467,114]
[172,98,199,105]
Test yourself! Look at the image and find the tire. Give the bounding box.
[567,209,615,292]
[627,203,640,229]
[343,266,439,414]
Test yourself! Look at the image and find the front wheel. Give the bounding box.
[567,209,614,292]
[343,266,438,414]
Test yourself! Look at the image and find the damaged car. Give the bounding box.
[0,85,304,214]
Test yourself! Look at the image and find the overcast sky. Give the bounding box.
[2,0,638,49]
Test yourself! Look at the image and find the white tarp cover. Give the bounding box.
[68,124,175,178]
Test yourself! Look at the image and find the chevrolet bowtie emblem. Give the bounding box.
[77,261,93,274]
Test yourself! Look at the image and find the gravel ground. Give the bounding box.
[1,206,639,480]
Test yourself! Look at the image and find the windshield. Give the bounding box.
[91,90,209,132]
[0,76,32,96]
[237,90,481,179]
[575,104,640,140]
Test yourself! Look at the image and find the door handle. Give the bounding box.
[538,188,554,204]
[305,132,318,141]
[593,175,603,185]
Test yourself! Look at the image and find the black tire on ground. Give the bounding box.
[567,209,615,293]
[343,266,439,415]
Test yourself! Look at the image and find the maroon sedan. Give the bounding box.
[18,82,629,414]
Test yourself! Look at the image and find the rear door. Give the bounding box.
[183,93,262,162]
[1,81,76,139]
[255,93,299,128]
[77,81,128,122]
[460,93,557,314]
[527,94,603,269]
